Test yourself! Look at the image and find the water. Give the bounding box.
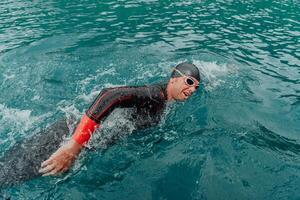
[0,0,299,199]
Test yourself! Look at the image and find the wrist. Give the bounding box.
[65,139,83,155]
[72,114,99,145]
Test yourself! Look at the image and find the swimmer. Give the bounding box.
[34,62,200,175]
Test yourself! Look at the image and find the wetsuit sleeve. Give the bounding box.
[72,87,154,145]
[85,87,152,123]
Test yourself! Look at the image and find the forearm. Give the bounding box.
[72,114,100,146]
[61,114,100,159]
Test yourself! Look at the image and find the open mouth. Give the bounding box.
[183,91,190,98]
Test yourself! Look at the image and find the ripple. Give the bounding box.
[239,122,300,156]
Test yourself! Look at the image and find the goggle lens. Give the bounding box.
[186,78,194,86]
[174,68,199,89]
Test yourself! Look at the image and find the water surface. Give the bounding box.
[0,0,299,199]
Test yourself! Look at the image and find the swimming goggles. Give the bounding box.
[173,69,199,89]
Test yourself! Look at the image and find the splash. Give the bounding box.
[88,108,136,149]
[78,83,124,104]
[0,104,42,132]
[56,103,83,141]
[78,90,100,104]
[78,67,117,93]
[57,103,81,121]
[0,103,50,151]
[193,60,238,91]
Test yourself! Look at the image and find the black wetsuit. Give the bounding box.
[0,83,168,188]
[86,83,167,128]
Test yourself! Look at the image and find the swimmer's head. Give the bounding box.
[167,62,200,101]
[171,62,200,82]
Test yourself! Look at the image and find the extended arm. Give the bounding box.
[39,114,99,176]
[39,87,145,176]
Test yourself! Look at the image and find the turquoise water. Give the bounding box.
[0,0,299,199]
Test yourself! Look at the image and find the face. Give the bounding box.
[170,76,199,101]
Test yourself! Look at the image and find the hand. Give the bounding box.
[39,139,82,176]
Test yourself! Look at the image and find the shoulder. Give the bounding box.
[144,83,167,101]
[104,84,166,100]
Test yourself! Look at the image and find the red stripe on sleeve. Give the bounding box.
[72,114,100,145]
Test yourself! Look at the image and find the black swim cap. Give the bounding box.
[171,62,200,81]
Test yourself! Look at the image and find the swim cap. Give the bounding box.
[171,62,200,81]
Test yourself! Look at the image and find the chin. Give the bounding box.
[177,95,188,101]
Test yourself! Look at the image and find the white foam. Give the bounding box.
[57,104,81,120]
[0,103,49,134]
[3,73,15,80]
[95,67,116,76]
[78,90,100,103]
[31,95,41,101]
[79,67,117,87]
[193,60,238,91]
[79,76,95,87]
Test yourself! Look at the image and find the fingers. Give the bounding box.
[38,144,76,176]
[39,158,64,176]
[40,163,65,176]
[41,158,53,168]
[42,166,62,176]
[39,162,55,174]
